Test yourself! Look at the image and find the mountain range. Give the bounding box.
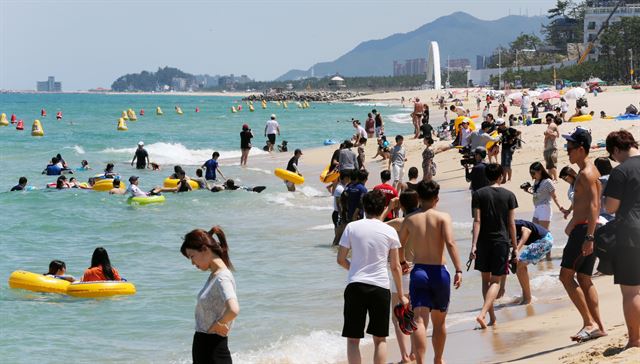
[276,12,548,81]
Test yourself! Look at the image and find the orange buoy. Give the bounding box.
[16,119,24,130]
[195,107,200,113]
[139,109,145,116]
[41,108,47,117]
[10,114,17,123]
[56,111,62,120]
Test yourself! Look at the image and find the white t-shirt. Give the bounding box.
[265,119,279,135]
[356,125,367,139]
[339,218,401,289]
[126,184,147,197]
[333,184,345,212]
[560,101,569,113]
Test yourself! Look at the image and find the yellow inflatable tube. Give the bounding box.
[163,178,200,190]
[319,165,339,183]
[66,281,136,298]
[93,179,125,192]
[128,195,166,205]
[569,114,593,122]
[485,130,500,150]
[275,168,304,185]
[8,270,70,294]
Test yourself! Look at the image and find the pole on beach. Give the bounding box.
[498,49,502,90]
[630,48,635,84]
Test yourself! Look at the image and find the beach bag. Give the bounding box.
[594,218,620,261]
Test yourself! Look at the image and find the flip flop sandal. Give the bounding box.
[394,304,414,335]
[404,307,418,331]
[571,328,590,342]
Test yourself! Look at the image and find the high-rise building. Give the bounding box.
[447,58,470,70]
[392,58,427,76]
[36,76,62,92]
[583,1,640,61]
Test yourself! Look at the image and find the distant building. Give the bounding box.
[476,55,488,70]
[447,58,470,70]
[171,77,188,91]
[218,74,254,90]
[328,75,346,89]
[583,0,640,61]
[392,58,427,76]
[36,76,62,92]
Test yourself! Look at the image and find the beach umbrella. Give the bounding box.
[586,77,604,84]
[539,90,560,100]
[527,90,541,97]
[507,91,523,100]
[564,87,586,99]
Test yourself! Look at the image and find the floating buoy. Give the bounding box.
[56,111,62,120]
[195,107,200,113]
[176,107,183,115]
[283,101,288,109]
[16,119,24,130]
[261,101,267,109]
[0,113,8,126]
[117,117,128,131]
[249,105,255,112]
[231,106,237,113]
[31,119,44,136]
[127,109,137,121]
[10,114,17,123]
[121,110,129,120]
[41,108,46,117]
[140,109,145,116]
[156,106,163,115]
[237,105,243,111]
[296,102,302,108]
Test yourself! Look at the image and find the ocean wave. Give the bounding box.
[386,112,412,124]
[264,190,332,211]
[246,167,273,175]
[100,142,266,165]
[353,102,390,107]
[63,145,85,154]
[308,224,335,231]
[233,330,363,364]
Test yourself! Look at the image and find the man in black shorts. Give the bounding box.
[559,128,606,342]
[470,163,518,329]
[497,119,520,182]
[337,190,408,364]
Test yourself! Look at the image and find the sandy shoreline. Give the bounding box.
[282,86,639,364]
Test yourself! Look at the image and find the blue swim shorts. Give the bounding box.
[519,232,553,265]
[409,264,451,312]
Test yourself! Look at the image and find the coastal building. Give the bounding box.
[583,0,640,61]
[171,77,188,91]
[447,58,471,71]
[36,76,62,92]
[328,75,346,89]
[476,55,488,70]
[393,58,427,76]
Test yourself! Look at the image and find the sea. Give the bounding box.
[0,93,569,363]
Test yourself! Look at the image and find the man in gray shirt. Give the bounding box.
[468,122,501,150]
[339,140,359,173]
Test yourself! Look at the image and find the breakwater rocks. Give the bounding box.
[243,91,363,102]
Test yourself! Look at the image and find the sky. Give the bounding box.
[0,0,559,90]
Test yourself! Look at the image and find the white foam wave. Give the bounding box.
[100,142,266,165]
[264,191,332,211]
[452,221,473,230]
[233,330,362,364]
[530,273,560,291]
[298,186,327,198]
[64,145,85,154]
[308,224,335,231]
[246,167,273,175]
[353,102,390,107]
[386,112,412,124]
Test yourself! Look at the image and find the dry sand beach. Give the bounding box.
[299,86,640,364]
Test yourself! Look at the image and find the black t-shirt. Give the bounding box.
[420,123,433,139]
[177,179,190,192]
[604,155,640,244]
[330,149,340,168]
[468,162,490,192]
[10,185,24,191]
[287,156,299,173]
[240,131,253,149]
[499,127,519,147]
[515,219,549,245]
[135,148,148,168]
[472,186,519,245]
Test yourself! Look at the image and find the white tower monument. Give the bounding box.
[426,41,442,90]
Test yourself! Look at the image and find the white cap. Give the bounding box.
[495,118,505,126]
[138,141,144,146]
[270,114,276,119]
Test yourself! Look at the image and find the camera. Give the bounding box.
[459,146,475,167]
[520,182,532,191]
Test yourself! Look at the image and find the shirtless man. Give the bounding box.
[543,113,559,180]
[558,128,607,343]
[449,104,468,117]
[400,181,463,364]
[413,98,425,139]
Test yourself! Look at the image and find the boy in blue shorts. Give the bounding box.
[400,180,463,364]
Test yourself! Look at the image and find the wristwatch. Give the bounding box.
[584,234,595,242]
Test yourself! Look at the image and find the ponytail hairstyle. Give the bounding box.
[46,260,66,275]
[181,226,234,270]
[90,247,116,280]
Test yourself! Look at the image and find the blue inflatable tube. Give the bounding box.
[323,139,337,145]
[616,114,640,121]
